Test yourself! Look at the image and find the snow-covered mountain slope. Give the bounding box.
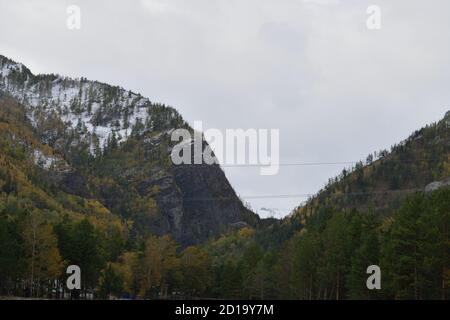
[0,55,183,152]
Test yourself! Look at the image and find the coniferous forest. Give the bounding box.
[0,55,449,300]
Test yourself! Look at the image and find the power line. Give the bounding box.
[176,158,445,168]
[10,188,426,206]
[171,188,423,201]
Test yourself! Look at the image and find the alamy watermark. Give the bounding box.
[171,121,280,176]
[66,5,81,30]
[66,265,81,290]
[366,265,381,290]
[366,5,381,30]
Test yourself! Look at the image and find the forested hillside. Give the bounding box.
[0,96,127,297]
[296,110,449,219]
[170,111,449,300]
[224,111,450,300]
[0,54,448,300]
[0,55,258,298]
[0,54,258,247]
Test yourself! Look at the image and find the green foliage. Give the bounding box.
[0,81,448,300]
[381,190,449,299]
[270,190,449,300]
[55,218,107,289]
[0,216,24,291]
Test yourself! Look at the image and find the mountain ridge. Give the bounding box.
[289,109,449,224]
[0,54,183,152]
[0,54,448,300]
[0,54,259,246]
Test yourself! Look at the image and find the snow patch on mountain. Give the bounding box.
[0,55,171,152]
[32,149,62,170]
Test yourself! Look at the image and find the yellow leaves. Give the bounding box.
[150,185,160,194]
[207,227,257,262]
[237,227,254,239]
[111,251,139,295]
[46,246,65,279]
[445,267,450,290]
[139,235,180,297]
[181,246,208,265]
[380,215,395,233]
[180,246,210,274]
[57,195,127,244]
[22,210,64,280]
[88,176,116,190]
[86,199,110,217]
[180,246,212,295]
[130,195,158,217]
[84,199,127,241]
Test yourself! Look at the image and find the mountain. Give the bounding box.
[0,54,258,246]
[239,111,449,299]
[199,112,448,300]
[291,110,449,222]
[1,54,447,300]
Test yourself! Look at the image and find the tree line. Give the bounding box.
[1,188,448,299]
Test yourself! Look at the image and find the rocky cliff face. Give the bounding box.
[0,54,259,246]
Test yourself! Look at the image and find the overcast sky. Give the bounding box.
[1,0,449,218]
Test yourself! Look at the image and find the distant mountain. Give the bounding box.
[0,54,258,246]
